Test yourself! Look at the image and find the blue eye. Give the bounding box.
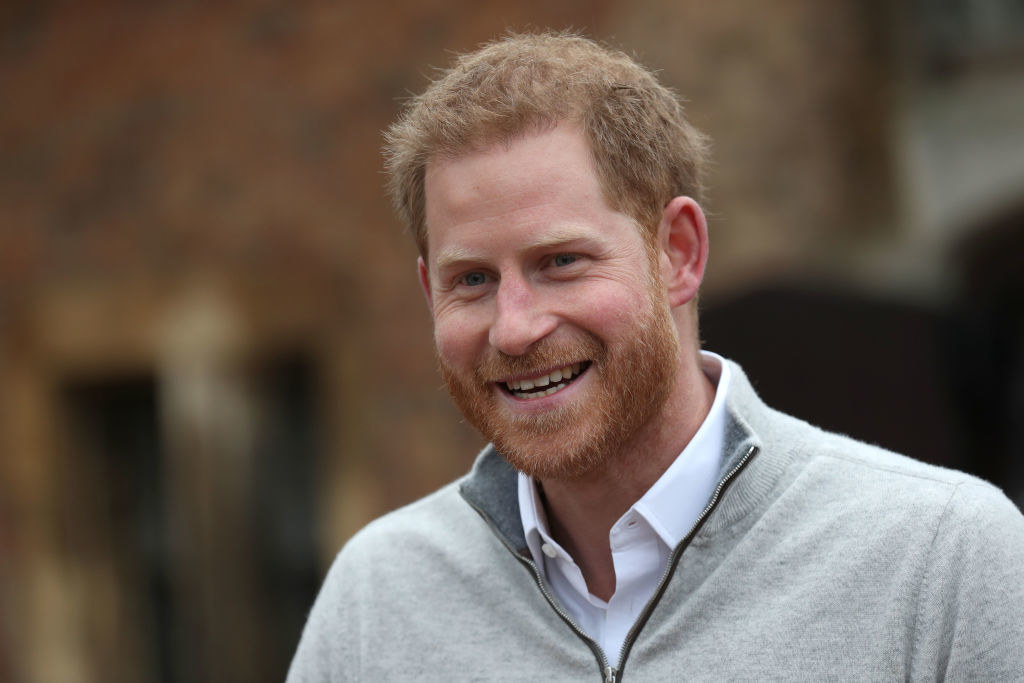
[462,272,487,287]
[553,254,578,267]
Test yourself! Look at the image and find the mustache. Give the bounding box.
[473,333,604,383]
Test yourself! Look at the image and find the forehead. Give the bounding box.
[422,123,615,253]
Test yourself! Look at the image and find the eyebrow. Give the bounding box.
[521,227,594,251]
[433,227,598,273]
[434,246,484,273]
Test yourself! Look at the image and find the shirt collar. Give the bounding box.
[518,458,550,568]
[631,352,730,547]
[518,351,732,559]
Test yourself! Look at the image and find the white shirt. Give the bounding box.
[518,352,731,664]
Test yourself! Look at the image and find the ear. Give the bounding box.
[657,197,709,308]
[417,256,435,312]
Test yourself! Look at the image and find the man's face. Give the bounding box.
[420,123,680,481]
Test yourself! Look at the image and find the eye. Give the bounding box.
[552,253,578,267]
[461,271,488,287]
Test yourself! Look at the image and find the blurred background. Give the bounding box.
[1,1,1022,681]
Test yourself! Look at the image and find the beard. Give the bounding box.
[438,274,680,482]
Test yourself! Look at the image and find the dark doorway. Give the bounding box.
[56,351,323,683]
[701,286,964,471]
[701,273,1023,508]
[58,374,174,683]
[950,204,1024,507]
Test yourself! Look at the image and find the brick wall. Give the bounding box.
[0,2,899,681]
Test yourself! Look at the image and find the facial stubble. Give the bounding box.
[438,274,680,482]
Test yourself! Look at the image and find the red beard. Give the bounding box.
[439,283,679,482]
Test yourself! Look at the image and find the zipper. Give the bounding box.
[466,442,759,682]
[610,444,759,680]
[463,498,613,680]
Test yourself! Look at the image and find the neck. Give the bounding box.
[538,349,716,600]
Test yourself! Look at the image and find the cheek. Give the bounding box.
[433,312,486,367]
[565,281,652,332]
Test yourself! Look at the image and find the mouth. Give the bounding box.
[499,361,591,400]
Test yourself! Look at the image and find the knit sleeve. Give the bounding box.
[910,480,1024,681]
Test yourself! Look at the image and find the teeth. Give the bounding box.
[506,362,585,396]
[512,382,567,399]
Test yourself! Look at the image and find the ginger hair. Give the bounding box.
[383,31,709,256]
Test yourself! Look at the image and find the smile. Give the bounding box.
[501,362,589,399]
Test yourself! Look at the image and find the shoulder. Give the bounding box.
[316,470,526,603]
[761,406,1022,537]
[326,478,500,587]
[287,472,571,682]
[725,362,1023,550]
[341,481,469,559]
[726,359,1016,520]
[799,421,1017,519]
[305,480,469,593]
[287,479,505,682]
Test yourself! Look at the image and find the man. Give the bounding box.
[289,32,1024,681]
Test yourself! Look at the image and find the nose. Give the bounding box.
[488,275,557,356]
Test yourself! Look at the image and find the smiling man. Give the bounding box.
[288,33,1024,682]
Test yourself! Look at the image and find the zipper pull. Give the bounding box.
[604,666,617,683]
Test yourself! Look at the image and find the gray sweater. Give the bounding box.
[288,362,1024,681]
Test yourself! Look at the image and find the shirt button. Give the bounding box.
[541,543,557,558]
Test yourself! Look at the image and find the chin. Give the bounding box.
[494,427,610,481]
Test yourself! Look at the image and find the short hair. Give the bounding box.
[383,31,710,256]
